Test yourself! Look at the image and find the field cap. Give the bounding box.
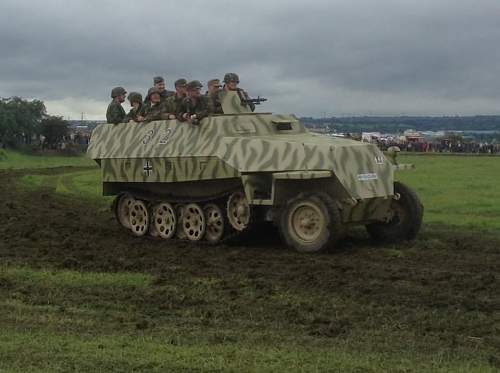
[208,79,221,87]
[175,78,187,87]
[187,80,203,90]
[153,76,164,84]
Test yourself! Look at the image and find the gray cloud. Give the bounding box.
[1,0,499,118]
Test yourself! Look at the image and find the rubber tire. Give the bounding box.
[279,193,343,253]
[366,181,423,242]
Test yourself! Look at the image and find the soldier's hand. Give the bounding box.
[137,115,145,122]
[168,114,176,120]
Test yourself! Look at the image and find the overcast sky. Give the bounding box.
[1,0,499,119]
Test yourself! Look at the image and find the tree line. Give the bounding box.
[0,97,69,149]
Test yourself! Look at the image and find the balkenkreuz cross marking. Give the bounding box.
[143,160,153,176]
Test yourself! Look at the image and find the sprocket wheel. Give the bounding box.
[204,203,225,243]
[129,200,150,237]
[227,191,251,231]
[153,202,177,239]
[182,203,206,241]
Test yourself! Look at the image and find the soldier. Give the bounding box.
[143,87,170,122]
[223,73,255,112]
[125,92,145,123]
[164,78,188,119]
[206,78,223,114]
[144,76,174,107]
[106,87,127,124]
[177,80,209,125]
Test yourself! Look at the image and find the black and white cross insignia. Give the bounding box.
[143,160,153,176]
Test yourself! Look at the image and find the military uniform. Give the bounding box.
[124,92,144,122]
[177,96,210,123]
[106,100,126,124]
[207,91,224,114]
[223,73,255,112]
[142,87,167,122]
[125,104,144,122]
[106,86,127,124]
[164,94,185,115]
[143,90,173,107]
[143,102,168,122]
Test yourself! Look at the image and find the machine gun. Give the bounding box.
[236,89,267,112]
[240,96,268,106]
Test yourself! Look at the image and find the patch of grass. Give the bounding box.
[1,265,498,373]
[0,267,152,288]
[1,329,496,373]
[0,149,95,169]
[397,154,500,230]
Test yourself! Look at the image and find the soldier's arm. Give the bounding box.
[144,109,162,122]
[160,100,176,120]
[194,97,209,121]
[176,99,190,122]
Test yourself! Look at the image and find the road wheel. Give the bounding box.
[175,204,187,239]
[366,181,423,242]
[204,203,225,243]
[183,203,206,241]
[153,202,177,239]
[279,193,343,253]
[227,191,250,231]
[129,200,149,237]
[114,193,135,229]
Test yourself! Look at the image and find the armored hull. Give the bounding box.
[88,92,423,252]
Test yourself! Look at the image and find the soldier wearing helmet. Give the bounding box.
[223,73,255,112]
[106,86,127,124]
[177,80,210,125]
[164,78,188,119]
[124,92,145,123]
[144,76,174,107]
[206,78,223,114]
[143,87,170,122]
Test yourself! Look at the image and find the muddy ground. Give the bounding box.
[1,167,500,370]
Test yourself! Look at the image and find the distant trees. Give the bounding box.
[40,116,69,149]
[0,97,46,147]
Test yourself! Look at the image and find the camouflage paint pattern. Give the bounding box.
[88,91,396,224]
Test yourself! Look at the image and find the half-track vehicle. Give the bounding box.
[87,91,423,252]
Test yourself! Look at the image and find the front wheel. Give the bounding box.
[279,193,343,253]
[366,181,423,242]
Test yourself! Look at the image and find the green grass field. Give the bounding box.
[397,154,500,230]
[0,148,95,169]
[1,150,500,372]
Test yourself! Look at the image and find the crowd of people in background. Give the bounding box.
[106,73,253,126]
[376,139,500,154]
